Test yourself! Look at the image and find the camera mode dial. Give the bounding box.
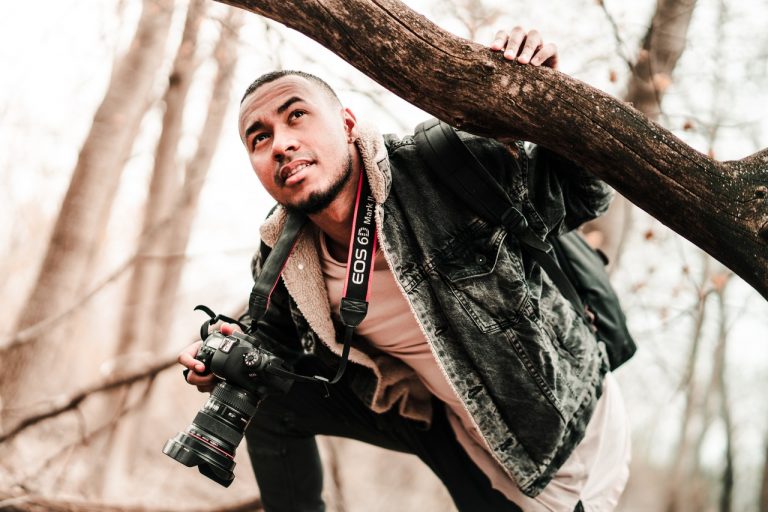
[243,350,266,368]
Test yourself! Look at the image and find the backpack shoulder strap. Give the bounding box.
[413,118,518,227]
[414,118,588,322]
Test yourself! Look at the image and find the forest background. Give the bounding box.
[0,0,767,510]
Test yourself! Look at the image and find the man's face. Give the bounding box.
[238,76,357,214]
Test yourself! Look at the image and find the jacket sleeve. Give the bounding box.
[239,241,304,362]
[523,143,613,236]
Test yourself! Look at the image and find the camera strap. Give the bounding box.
[334,167,378,383]
[248,211,307,322]
[247,168,377,386]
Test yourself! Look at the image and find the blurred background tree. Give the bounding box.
[0,0,766,510]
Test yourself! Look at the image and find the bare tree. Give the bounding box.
[95,7,244,494]
[151,9,244,336]
[666,266,735,512]
[117,0,208,359]
[86,0,208,492]
[713,284,734,512]
[212,0,768,299]
[665,254,714,512]
[1,0,175,420]
[584,0,699,266]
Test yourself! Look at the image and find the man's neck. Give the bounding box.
[308,149,363,262]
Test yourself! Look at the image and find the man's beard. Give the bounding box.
[292,152,354,215]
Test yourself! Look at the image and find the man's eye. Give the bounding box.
[252,133,269,148]
[290,110,306,120]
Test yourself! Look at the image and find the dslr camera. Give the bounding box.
[163,328,293,487]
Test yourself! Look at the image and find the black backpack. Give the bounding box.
[414,118,636,370]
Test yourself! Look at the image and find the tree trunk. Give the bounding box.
[1,0,175,418]
[665,255,713,512]
[626,0,698,119]
[715,291,734,512]
[94,9,242,496]
[152,8,244,334]
[760,434,768,512]
[215,0,768,299]
[93,0,206,494]
[117,0,206,359]
[584,0,698,265]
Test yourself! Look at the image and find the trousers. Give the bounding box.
[243,357,522,512]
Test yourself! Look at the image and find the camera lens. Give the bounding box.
[163,381,259,487]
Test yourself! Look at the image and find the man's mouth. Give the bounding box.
[280,161,314,185]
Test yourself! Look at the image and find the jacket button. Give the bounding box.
[475,254,486,265]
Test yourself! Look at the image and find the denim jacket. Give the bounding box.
[247,122,613,497]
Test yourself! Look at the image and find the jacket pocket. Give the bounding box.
[434,222,529,333]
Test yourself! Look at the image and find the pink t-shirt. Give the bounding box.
[317,231,630,510]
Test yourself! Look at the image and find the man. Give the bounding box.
[179,28,630,511]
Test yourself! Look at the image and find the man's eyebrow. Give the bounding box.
[243,96,305,141]
[244,120,262,141]
[277,96,304,114]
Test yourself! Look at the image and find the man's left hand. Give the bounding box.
[490,27,558,69]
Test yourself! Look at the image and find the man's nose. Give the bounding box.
[272,129,299,160]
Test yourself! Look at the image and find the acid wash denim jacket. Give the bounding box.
[246,122,614,497]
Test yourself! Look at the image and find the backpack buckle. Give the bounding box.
[500,207,528,235]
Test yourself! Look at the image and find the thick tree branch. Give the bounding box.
[215,0,768,299]
[1,302,246,442]
[0,355,177,444]
[0,493,262,512]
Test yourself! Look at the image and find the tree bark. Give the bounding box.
[214,0,768,299]
[584,0,699,265]
[1,0,175,417]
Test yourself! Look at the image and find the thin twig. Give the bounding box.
[597,1,635,73]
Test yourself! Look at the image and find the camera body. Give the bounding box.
[163,330,293,487]
[197,330,293,397]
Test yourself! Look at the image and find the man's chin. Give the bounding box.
[285,154,353,216]
[294,194,337,215]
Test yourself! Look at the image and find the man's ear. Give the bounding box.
[343,107,357,142]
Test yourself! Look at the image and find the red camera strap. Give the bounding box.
[248,169,377,385]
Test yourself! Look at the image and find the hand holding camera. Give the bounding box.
[178,323,241,393]
[164,310,296,487]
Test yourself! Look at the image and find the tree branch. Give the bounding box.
[0,355,177,444]
[214,0,768,299]
[0,493,262,512]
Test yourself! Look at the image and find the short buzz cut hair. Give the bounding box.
[240,70,342,107]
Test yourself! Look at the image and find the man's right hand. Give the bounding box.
[178,323,241,393]
[178,340,217,393]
